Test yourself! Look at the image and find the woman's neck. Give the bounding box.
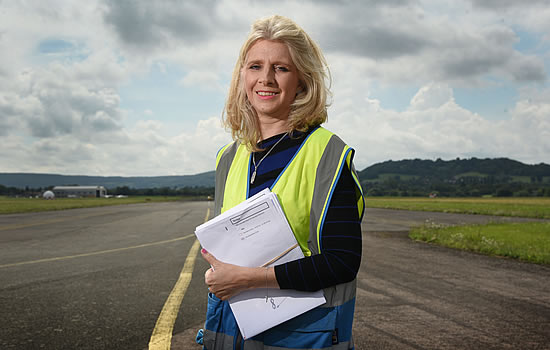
[258,118,290,141]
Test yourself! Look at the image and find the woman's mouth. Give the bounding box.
[256,91,279,99]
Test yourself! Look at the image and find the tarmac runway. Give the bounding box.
[1,202,549,349]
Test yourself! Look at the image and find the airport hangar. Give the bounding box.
[52,186,107,198]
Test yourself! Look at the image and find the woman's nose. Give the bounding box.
[259,67,275,85]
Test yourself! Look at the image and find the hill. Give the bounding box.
[358,157,550,197]
[359,157,550,180]
[0,171,215,190]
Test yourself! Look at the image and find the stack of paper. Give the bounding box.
[195,189,325,339]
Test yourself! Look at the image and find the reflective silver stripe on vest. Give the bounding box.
[322,279,356,308]
[308,134,347,256]
[242,339,353,350]
[204,318,355,350]
[204,330,235,350]
[308,134,359,308]
[215,142,239,217]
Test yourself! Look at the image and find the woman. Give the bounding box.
[200,15,365,350]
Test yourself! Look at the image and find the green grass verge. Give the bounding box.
[0,196,200,214]
[409,222,550,265]
[366,197,550,219]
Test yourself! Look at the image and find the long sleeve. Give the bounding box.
[274,164,362,291]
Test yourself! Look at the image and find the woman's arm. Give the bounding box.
[274,164,362,291]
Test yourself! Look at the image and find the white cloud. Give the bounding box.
[329,83,550,169]
[409,83,454,110]
[0,116,231,176]
[180,71,224,92]
[1,59,125,140]
[0,0,549,177]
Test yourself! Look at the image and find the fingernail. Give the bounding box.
[201,248,207,254]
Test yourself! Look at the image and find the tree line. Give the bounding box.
[0,184,214,198]
[4,181,549,198]
[362,176,550,197]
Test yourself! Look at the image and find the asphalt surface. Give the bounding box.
[354,209,549,349]
[1,202,549,349]
[0,201,212,350]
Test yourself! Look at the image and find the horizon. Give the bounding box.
[2,156,549,178]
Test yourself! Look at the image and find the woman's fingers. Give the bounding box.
[201,248,233,299]
[200,248,258,300]
[201,248,218,269]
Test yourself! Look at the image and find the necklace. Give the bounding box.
[250,132,288,184]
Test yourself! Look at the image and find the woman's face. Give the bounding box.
[242,39,300,124]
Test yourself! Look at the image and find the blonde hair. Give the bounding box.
[223,15,331,151]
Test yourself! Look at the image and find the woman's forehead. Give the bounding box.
[244,39,293,63]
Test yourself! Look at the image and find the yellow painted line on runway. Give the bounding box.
[0,234,195,269]
[149,207,210,350]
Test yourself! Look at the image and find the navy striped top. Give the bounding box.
[248,128,362,292]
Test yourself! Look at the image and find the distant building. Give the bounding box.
[53,186,107,198]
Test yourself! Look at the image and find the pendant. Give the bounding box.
[250,169,257,184]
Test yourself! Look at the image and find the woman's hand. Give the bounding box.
[201,248,254,300]
[201,248,280,300]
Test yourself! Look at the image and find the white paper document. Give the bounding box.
[195,189,325,339]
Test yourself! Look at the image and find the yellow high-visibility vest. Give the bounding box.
[215,126,364,258]
[206,126,365,349]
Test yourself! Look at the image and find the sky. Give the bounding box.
[1,0,549,176]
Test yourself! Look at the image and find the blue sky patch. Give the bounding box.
[37,39,75,54]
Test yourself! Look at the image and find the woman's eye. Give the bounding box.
[249,64,261,70]
[275,66,289,72]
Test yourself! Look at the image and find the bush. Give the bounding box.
[496,188,513,197]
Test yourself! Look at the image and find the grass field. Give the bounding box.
[368,197,550,264]
[410,222,550,265]
[0,196,195,214]
[365,197,550,219]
